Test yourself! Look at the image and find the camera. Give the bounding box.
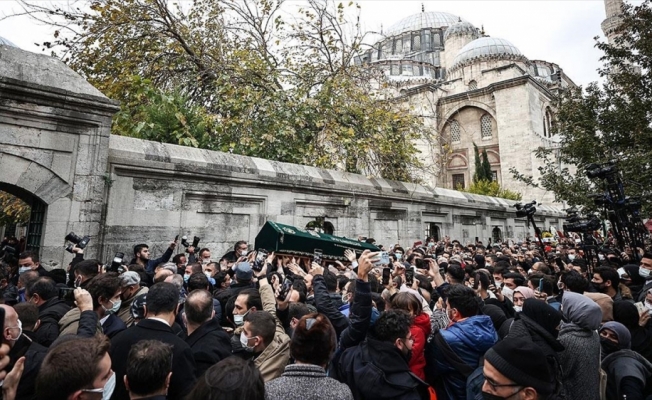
[586,161,617,180]
[563,215,601,233]
[513,200,537,218]
[181,235,200,249]
[64,232,90,253]
[106,252,125,273]
[0,244,18,263]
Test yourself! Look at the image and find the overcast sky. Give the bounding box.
[0,0,642,87]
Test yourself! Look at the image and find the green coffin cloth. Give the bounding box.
[254,221,379,261]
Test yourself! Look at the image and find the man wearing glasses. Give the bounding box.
[482,337,557,400]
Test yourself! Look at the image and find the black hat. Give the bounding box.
[484,337,555,395]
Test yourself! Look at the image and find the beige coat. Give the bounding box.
[254,280,291,382]
[117,286,149,326]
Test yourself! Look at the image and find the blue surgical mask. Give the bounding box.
[18,267,31,275]
[183,273,191,283]
[103,372,116,400]
[395,253,402,261]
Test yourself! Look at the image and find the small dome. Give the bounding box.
[0,36,18,48]
[443,21,479,41]
[451,37,525,70]
[385,12,463,37]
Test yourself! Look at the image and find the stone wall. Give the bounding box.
[99,135,565,264]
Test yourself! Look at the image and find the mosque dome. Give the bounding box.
[385,12,463,37]
[443,20,480,41]
[0,36,18,47]
[451,37,525,70]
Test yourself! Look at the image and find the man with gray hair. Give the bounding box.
[117,271,149,327]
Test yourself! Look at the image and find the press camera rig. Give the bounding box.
[585,161,648,256]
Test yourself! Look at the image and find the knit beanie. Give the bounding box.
[484,337,555,396]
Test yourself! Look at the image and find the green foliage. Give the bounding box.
[511,0,652,214]
[19,0,436,183]
[457,180,523,201]
[481,150,492,182]
[0,192,30,227]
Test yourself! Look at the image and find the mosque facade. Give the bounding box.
[355,9,583,204]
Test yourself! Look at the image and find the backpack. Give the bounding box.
[433,331,484,400]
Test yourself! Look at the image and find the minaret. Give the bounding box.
[601,0,625,43]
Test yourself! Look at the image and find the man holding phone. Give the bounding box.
[132,237,178,274]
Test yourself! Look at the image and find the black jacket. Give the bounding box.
[9,332,48,400]
[35,298,71,347]
[102,313,127,339]
[312,275,349,338]
[1,283,19,306]
[185,318,232,377]
[110,319,197,400]
[338,338,429,400]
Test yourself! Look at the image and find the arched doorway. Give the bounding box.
[425,223,441,241]
[305,217,335,235]
[0,184,48,254]
[492,227,503,243]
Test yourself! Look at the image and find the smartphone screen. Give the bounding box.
[405,269,414,286]
[538,279,544,293]
[313,249,323,265]
[277,278,293,301]
[382,267,391,285]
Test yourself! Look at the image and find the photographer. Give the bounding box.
[132,239,177,275]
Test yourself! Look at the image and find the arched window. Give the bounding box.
[492,227,503,243]
[543,109,554,138]
[481,114,492,139]
[468,80,478,90]
[450,120,461,143]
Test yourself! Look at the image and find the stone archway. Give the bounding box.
[0,43,119,265]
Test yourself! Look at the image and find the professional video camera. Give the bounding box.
[106,252,126,273]
[514,200,537,218]
[64,232,90,253]
[563,215,602,233]
[0,244,18,264]
[586,161,617,180]
[180,235,200,249]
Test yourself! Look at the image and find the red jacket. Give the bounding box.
[409,312,432,379]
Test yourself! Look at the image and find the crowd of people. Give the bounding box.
[0,233,651,400]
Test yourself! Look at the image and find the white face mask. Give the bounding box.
[103,372,116,400]
[568,254,576,261]
[640,267,651,279]
[502,286,514,302]
[233,310,249,326]
[240,332,256,352]
[240,250,249,256]
[513,306,522,312]
[598,254,605,261]
[18,267,31,275]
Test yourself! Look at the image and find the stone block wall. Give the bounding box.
[100,135,565,264]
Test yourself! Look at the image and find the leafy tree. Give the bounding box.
[457,180,522,201]
[0,192,30,227]
[13,0,437,182]
[473,143,483,183]
[481,150,492,182]
[510,0,652,214]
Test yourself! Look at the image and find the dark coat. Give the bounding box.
[9,332,48,400]
[313,275,349,337]
[110,319,197,400]
[102,313,127,339]
[338,337,430,400]
[35,297,71,347]
[185,318,232,377]
[1,283,19,305]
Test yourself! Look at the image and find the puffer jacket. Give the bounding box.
[339,337,430,400]
[425,315,498,400]
[409,313,431,380]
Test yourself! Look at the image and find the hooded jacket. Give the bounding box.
[425,315,497,400]
[409,313,431,380]
[35,297,71,347]
[339,337,430,400]
[558,292,602,400]
[602,349,652,400]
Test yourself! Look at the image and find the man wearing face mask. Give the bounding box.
[221,240,250,263]
[59,273,125,338]
[425,284,498,400]
[600,321,652,400]
[17,251,49,277]
[116,271,149,327]
[481,337,557,400]
[25,277,71,347]
[110,282,197,400]
[635,253,652,302]
[337,309,430,399]
[1,304,48,400]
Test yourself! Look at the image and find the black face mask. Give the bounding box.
[600,337,620,355]
[482,392,513,400]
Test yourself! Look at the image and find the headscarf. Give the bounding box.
[514,286,535,299]
[612,300,639,330]
[600,321,632,349]
[482,304,507,332]
[561,291,602,331]
[522,298,562,338]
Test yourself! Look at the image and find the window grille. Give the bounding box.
[450,120,461,142]
[481,114,492,139]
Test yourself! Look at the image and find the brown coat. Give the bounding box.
[117,286,149,326]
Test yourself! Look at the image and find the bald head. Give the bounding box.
[185,290,214,326]
[0,305,20,345]
[154,269,173,283]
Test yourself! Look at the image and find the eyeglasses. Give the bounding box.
[483,374,523,392]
